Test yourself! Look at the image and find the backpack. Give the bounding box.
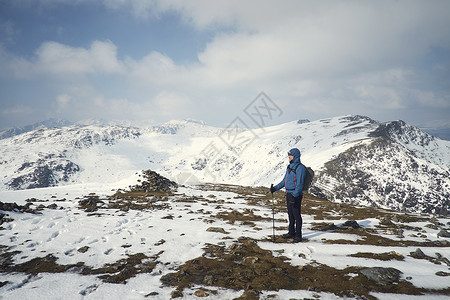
[288,163,315,192]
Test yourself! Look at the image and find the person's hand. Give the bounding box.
[270,184,275,194]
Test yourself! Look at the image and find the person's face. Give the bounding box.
[288,153,293,161]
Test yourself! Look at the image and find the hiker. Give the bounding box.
[270,148,306,243]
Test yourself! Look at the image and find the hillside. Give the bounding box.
[0,171,449,299]
[0,115,449,214]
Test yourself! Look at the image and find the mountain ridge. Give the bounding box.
[0,115,448,215]
[0,118,73,140]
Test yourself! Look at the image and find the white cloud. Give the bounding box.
[53,90,145,121]
[9,40,124,77]
[124,1,450,60]
[153,91,193,117]
[355,85,405,109]
[127,51,186,86]
[415,90,449,108]
[2,0,450,128]
[196,32,288,86]
[1,105,33,116]
[7,1,450,90]
[52,85,196,123]
[56,94,71,108]
[100,0,450,101]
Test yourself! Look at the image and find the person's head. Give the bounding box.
[288,148,301,163]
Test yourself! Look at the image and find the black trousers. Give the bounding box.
[286,193,303,238]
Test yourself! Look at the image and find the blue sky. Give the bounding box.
[1,0,450,131]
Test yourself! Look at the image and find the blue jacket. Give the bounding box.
[273,148,306,198]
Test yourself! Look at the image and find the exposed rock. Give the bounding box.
[47,203,58,209]
[160,273,179,285]
[342,220,361,229]
[78,246,89,253]
[425,223,439,230]
[378,216,394,226]
[360,267,402,285]
[0,201,41,225]
[0,213,14,226]
[206,227,229,234]
[129,170,177,193]
[154,239,166,246]
[437,229,450,238]
[0,201,34,213]
[311,222,338,231]
[194,289,209,297]
[315,132,450,214]
[78,196,104,212]
[435,253,450,266]
[9,161,80,190]
[386,228,404,238]
[410,248,426,259]
[350,251,404,261]
[191,158,207,171]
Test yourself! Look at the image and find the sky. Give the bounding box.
[1,0,450,131]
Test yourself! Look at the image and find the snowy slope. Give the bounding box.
[0,180,449,299]
[0,116,449,214]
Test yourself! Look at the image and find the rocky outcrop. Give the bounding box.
[314,137,450,214]
[360,267,402,285]
[128,170,177,193]
[8,159,80,190]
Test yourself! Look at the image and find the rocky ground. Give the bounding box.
[0,170,449,299]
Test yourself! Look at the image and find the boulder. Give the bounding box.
[437,229,450,238]
[342,220,361,229]
[206,227,229,234]
[410,248,426,259]
[360,267,402,285]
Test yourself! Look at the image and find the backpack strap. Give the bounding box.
[286,163,300,187]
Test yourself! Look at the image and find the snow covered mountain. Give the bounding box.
[0,115,449,214]
[0,118,72,140]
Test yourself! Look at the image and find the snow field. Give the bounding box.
[2,183,450,299]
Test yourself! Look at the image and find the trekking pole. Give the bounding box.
[271,184,275,243]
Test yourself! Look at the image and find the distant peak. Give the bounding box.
[184,118,206,125]
[369,120,409,139]
[36,118,72,128]
[75,119,107,126]
[340,115,378,124]
[0,118,72,139]
[369,120,435,146]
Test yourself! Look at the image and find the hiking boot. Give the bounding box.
[282,233,294,239]
[293,237,302,243]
